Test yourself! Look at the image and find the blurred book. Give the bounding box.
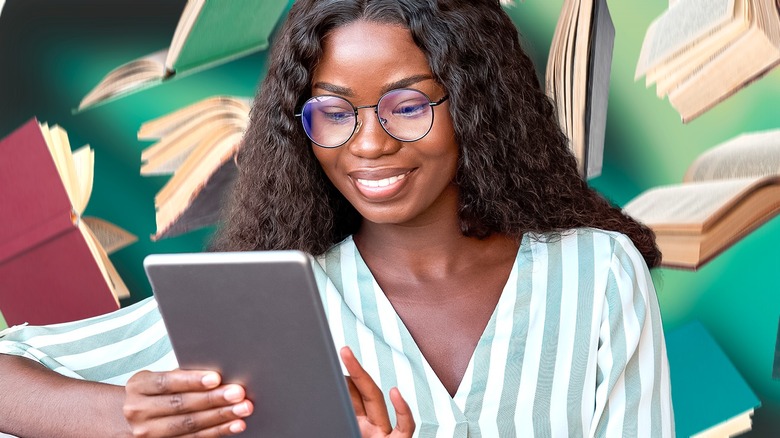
[78,0,287,111]
[666,321,760,437]
[635,0,780,122]
[623,128,780,270]
[0,119,136,325]
[545,0,614,179]
[139,96,251,240]
[773,317,780,380]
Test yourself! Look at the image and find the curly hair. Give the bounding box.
[211,0,661,267]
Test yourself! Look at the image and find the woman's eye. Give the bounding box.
[319,109,354,124]
[392,101,428,117]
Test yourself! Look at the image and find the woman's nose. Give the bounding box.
[347,110,401,159]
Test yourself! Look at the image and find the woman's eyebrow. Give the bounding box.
[313,74,434,97]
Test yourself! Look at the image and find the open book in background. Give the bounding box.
[139,96,251,240]
[0,119,136,326]
[545,0,615,179]
[623,128,780,270]
[635,0,780,123]
[78,0,287,111]
[666,321,761,437]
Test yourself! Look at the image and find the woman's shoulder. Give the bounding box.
[524,227,646,269]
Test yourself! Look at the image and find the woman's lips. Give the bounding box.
[349,169,413,200]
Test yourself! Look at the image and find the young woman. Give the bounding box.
[0,1,673,437]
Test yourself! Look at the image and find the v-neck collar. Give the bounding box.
[343,235,526,408]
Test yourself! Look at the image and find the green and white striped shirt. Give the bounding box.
[0,228,674,437]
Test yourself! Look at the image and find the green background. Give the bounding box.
[0,0,778,435]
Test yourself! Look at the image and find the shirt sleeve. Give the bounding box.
[590,234,675,438]
[0,297,177,385]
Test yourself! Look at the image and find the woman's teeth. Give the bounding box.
[356,172,408,188]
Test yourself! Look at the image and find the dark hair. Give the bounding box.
[212,0,661,267]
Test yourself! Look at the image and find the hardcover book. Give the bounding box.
[0,119,136,325]
[624,128,780,269]
[138,96,251,240]
[666,321,761,437]
[78,0,287,111]
[546,0,615,179]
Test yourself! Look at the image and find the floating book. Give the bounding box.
[78,0,287,111]
[636,0,780,122]
[666,321,760,437]
[545,0,615,179]
[0,119,136,326]
[139,96,251,240]
[624,128,780,270]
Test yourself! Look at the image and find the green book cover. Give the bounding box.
[666,321,761,437]
[173,0,289,74]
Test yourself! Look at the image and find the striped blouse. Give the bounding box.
[0,228,674,437]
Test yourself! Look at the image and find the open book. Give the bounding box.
[78,0,287,111]
[546,0,615,179]
[624,128,780,270]
[666,321,760,437]
[139,96,251,240]
[0,119,136,325]
[635,0,780,122]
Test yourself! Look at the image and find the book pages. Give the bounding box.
[685,129,780,182]
[623,177,760,230]
[636,0,734,78]
[70,145,95,215]
[82,217,137,255]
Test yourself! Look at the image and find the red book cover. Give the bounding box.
[0,119,120,326]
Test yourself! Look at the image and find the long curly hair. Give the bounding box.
[211,0,661,267]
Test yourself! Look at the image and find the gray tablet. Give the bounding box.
[143,250,360,437]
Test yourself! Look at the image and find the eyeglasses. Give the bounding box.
[295,88,449,148]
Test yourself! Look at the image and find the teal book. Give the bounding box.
[773,317,780,380]
[78,0,288,111]
[666,321,761,437]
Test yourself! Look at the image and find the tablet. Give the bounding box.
[143,250,360,437]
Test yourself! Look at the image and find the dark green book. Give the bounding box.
[666,321,760,437]
[78,0,288,111]
[773,317,780,380]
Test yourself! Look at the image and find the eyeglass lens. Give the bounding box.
[300,88,436,148]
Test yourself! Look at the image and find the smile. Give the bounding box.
[355,172,409,188]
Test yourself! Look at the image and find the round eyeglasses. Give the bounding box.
[295,88,449,148]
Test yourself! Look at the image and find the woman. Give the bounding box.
[0,0,673,437]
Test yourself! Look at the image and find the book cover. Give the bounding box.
[0,119,128,326]
[78,0,289,111]
[666,321,761,437]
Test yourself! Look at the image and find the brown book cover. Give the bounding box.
[0,119,130,326]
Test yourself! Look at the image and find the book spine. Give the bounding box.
[0,211,75,265]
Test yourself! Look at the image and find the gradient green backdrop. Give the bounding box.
[0,0,778,435]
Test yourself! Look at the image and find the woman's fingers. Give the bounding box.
[389,387,415,436]
[127,369,221,396]
[124,369,253,437]
[345,375,367,417]
[126,403,253,437]
[340,346,392,433]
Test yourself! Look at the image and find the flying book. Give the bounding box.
[138,96,251,240]
[545,0,615,179]
[0,119,136,326]
[666,321,760,437]
[623,128,780,270]
[78,0,287,111]
[635,0,780,122]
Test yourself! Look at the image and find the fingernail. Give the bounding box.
[229,421,246,433]
[232,401,250,416]
[202,373,220,387]
[224,386,243,403]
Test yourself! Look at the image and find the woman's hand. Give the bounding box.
[340,347,415,438]
[123,369,253,437]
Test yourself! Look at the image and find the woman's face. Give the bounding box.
[310,20,459,228]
